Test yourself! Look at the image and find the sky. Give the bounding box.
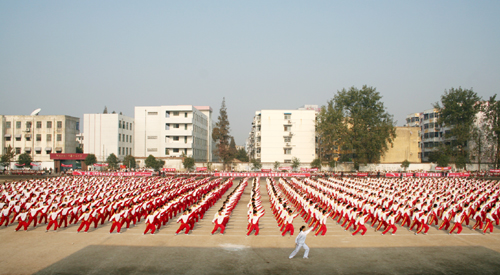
[1,1,499,145]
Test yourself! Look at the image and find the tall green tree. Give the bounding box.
[84,154,97,166]
[17,153,32,168]
[123,155,136,169]
[434,87,481,166]
[292,157,301,171]
[311,158,322,169]
[317,85,396,168]
[273,161,280,171]
[183,156,195,171]
[235,148,249,162]
[483,95,500,168]
[145,155,165,171]
[106,153,119,170]
[251,159,262,171]
[212,98,234,169]
[1,145,15,168]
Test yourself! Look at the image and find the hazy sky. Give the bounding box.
[1,1,499,145]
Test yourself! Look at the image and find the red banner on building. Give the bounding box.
[357,173,369,177]
[61,164,73,168]
[448,173,470,177]
[73,171,153,177]
[415,173,442,177]
[120,165,126,169]
[196,167,208,171]
[301,168,319,172]
[279,167,292,170]
[490,169,500,173]
[93,163,109,167]
[261,169,272,172]
[15,163,25,166]
[162,168,177,172]
[385,173,415,177]
[30,163,40,166]
[50,153,88,160]
[214,172,310,177]
[435,167,451,171]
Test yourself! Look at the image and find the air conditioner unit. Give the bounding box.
[288,120,292,124]
[25,128,31,132]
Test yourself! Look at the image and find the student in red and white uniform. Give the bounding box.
[247,210,264,236]
[77,209,92,233]
[314,209,329,236]
[352,211,369,236]
[483,208,494,234]
[46,207,61,232]
[143,210,158,235]
[109,210,124,234]
[175,209,192,235]
[382,212,397,235]
[282,209,299,236]
[211,209,227,235]
[15,209,30,231]
[449,209,463,235]
[0,204,11,226]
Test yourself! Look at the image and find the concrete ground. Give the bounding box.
[1,177,500,275]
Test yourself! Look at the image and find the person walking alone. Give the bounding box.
[289,225,314,259]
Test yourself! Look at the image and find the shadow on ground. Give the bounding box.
[34,245,500,275]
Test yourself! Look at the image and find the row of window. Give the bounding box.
[5,134,62,142]
[118,121,132,131]
[5,147,59,155]
[423,123,441,129]
[423,112,439,120]
[6,121,63,129]
[118,134,132,143]
[165,148,188,155]
[165,111,188,118]
[118,147,132,156]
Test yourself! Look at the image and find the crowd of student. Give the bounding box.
[273,176,498,236]
[1,175,498,237]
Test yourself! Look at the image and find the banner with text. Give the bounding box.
[415,173,442,177]
[300,168,319,172]
[73,171,153,177]
[435,166,452,171]
[214,172,310,177]
[196,167,208,171]
[162,168,177,172]
[385,173,415,177]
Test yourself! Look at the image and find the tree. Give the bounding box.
[84,154,97,166]
[106,153,119,170]
[17,153,32,168]
[76,147,83,153]
[0,145,15,168]
[123,155,136,169]
[235,148,249,162]
[273,161,280,171]
[434,87,481,167]
[251,159,262,171]
[103,106,108,114]
[145,155,164,171]
[292,157,300,171]
[401,159,410,171]
[317,85,396,169]
[183,156,195,171]
[311,158,322,169]
[483,95,500,168]
[212,98,234,170]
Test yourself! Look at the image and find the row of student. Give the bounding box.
[247,178,265,236]
[266,178,299,236]
[211,178,249,235]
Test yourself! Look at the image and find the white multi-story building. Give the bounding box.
[134,105,213,164]
[248,106,318,165]
[83,113,134,161]
[0,115,80,162]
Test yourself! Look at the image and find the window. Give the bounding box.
[284,114,291,120]
[5,136,11,141]
[126,148,128,155]
[424,124,429,129]
[57,121,62,128]
[185,124,188,130]
[36,150,41,155]
[173,148,179,153]
[284,126,292,131]
[173,136,179,141]
[284,159,291,164]
[15,147,21,154]
[147,148,158,152]
[126,135,129,142]
[130,124,132,131]
[47,134,52,142]
[36,134,41,141]
[284,148,292,155]
[15,135,21,141]
[26,135,31,141]
[429,113,434,119]
[57,134,62,141]
[118,134,121,141]
[118,147,121,155]
[76,122,79,131]
[173,111,179,116]
[165,124,170,130]
[424,133,429,139]
[165,148,170,155]
[284,137,291,142]
[26,122,32,128]
[424,114,429,120]
[184,136,188,143]
[166,111,170,118]
[173,124,180,129]
[47,121,52,128]
[147,112,158,115]
[130,136,132,143]
[147,136,158,139]
[184,112,188,118]
[126,122,129,130]
[6,121,11,128]
[118,121,121,129]
[36,121,42,128]
[16,121,21,129]
[429,123,434,128]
